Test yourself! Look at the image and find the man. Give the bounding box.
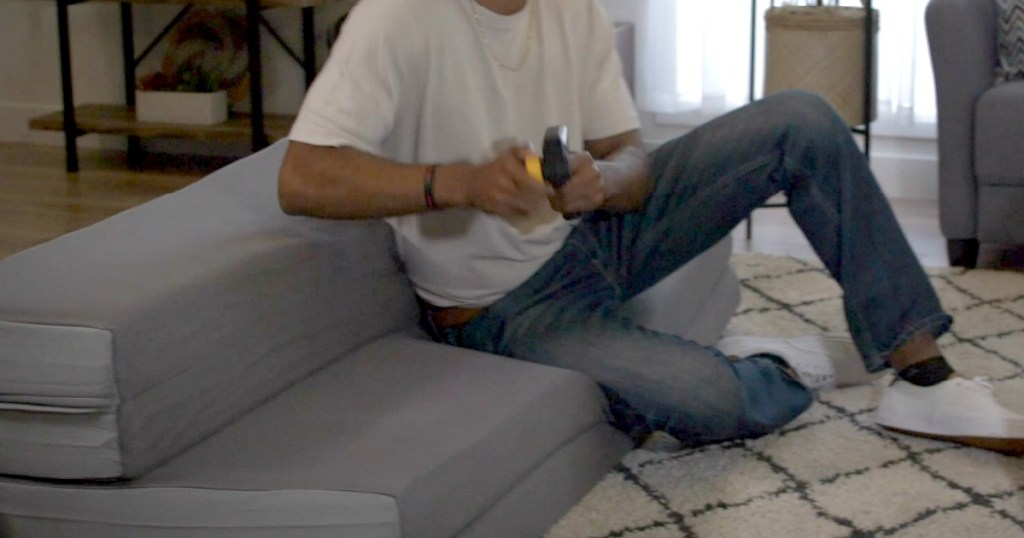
[278,0,1023,453]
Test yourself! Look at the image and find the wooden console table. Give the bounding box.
[33,0,323,172]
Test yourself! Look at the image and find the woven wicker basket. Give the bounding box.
[764,5,879,126]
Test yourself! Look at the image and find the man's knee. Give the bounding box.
[761,90,848,138]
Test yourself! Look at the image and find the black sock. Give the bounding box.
[897,356,955,387]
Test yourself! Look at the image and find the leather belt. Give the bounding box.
[421,302,485,330]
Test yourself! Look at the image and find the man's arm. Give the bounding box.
[278,140,550,220]
[551,129,651,215]
[278,142,431,219]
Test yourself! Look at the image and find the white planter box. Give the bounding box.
[135,90,228,125]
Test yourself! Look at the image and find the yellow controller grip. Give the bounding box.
[525,155,544,183]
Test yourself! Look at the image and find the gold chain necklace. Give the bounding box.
[463,0,536,72]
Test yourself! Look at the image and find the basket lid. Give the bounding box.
[765,6,878,32]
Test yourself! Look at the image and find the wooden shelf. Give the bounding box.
[41,0,323,171]
[30,104,294,142]
[90,0,325,8]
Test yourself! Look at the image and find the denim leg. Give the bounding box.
[440,238,812,446]
[441,90,951,446]
[582,90,951,370]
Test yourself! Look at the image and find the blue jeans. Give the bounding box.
[433,91,952,447]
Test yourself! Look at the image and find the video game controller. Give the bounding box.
[525,125,571,187]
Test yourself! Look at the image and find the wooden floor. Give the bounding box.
[2,142,1022,270]
[0,143,230,260]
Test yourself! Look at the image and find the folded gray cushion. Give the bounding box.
[0,141,419,480]
[0,334,631,538]
[0,321,113,411]
[0,479,400,538]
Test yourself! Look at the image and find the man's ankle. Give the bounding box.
[896,356,955,386]
[889,332,943,370]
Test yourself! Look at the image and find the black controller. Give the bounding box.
[541,125,572,188]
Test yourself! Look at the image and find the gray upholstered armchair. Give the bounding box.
[926,0,1024,267]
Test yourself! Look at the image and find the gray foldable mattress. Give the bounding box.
[0,137,738,536]
[0,334,630,537]
[0,142,419,480]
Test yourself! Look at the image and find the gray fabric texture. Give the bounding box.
[976,80,1024,185]
[623,238,738,346]
[456,424,631,538]
[926,0,998,240]
[0,140,419,479]
[978,186,1024,241]
[0,320,119,478]
[0,334,628,538]
[0,408,119,479]
[0,480,399,538]
[139,334,616,538]
[0,321,114,408]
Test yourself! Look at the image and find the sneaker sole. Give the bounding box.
[879,424,1024,455]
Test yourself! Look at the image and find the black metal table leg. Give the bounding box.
[302,6,316,87]
[749,0,757,105]
[57,0,79,173]
[246,0,268,152]
[744,0,759,238]
[121,3,142,169]
[863,0,873,161]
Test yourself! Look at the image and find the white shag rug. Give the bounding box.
[548,253,1024,538]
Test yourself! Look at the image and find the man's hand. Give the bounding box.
[450,146,551,220]
[548,151,607,215]
[277,130,648,221]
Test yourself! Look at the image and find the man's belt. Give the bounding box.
[422,302,486,330]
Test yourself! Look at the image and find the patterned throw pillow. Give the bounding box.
[996,0,1024,82]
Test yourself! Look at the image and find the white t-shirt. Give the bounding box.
[289,0,640,307]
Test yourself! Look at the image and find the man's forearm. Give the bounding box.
[278,141,453,219]
[584,129,652,213]
[597,143,652,212]
[277,140,549,221]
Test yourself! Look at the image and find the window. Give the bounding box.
[609,0,937,139]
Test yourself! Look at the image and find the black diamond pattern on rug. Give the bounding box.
[548,253,1024,538]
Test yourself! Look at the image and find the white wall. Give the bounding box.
[1,2,118,146]
[0,0,354,148]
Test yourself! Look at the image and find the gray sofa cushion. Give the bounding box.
[0,334,631,538]
[926,0,999,241]
[976,80,1024,186]
[978,186,1024,242]
[0,141,419,480]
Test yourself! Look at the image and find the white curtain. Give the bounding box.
[630,0,936,137]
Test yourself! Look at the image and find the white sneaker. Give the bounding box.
[875,376,1024,454]
[716,335,880,389]
[640,431,683,452]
